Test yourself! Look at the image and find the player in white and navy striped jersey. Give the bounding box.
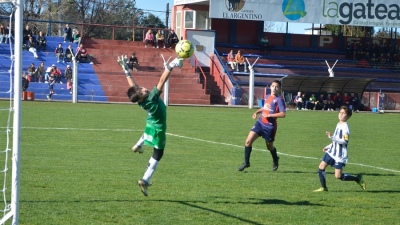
[313,105,366,192]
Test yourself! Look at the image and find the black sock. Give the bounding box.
[270,147,278,161]
[340,173,357,181]
[49,93,53,97]
[318,169,327,188]
[244,146,252,165]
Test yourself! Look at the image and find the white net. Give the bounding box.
[0,0,21,224]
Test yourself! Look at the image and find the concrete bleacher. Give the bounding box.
[0,36,107,102]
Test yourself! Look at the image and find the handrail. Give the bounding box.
[213,48,238,87]
[192,55,207,95]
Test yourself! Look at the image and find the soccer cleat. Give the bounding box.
[356,174,366,190]
[313,187,328,192]
[238,163,250,171]
[137,179,151,196]
[272,157,280,171]
[132,145,144,153]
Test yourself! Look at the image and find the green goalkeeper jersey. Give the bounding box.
[138,86,167,129]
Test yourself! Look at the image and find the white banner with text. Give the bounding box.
[209,0,400,28]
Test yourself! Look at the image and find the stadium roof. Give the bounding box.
[281,76,376,96]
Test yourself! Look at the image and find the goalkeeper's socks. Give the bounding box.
[49,93,53,98]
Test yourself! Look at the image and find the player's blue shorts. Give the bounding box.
[322,153,346,169]
[251,120,276,143]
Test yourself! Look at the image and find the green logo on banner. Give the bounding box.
[282,0,307,21]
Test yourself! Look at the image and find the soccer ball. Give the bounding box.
[175,40,194,58]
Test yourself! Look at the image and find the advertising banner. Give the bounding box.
[209,0,400,28]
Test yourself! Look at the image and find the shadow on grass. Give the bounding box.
[151,198,324,225]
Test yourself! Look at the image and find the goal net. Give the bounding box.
[0,0,23,224]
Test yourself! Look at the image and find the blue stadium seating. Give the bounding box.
[0,36,107,102]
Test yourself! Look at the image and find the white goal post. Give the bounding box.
[0,0,23,224]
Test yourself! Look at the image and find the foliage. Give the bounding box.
[0,101,399,224]
[324,24,374,37]
[0,0,167,41]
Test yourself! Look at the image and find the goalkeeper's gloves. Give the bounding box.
[165,57,183,71]
[117,55,131,77]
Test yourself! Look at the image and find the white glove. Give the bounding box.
[117,55,130,74]
[165,57,183,71]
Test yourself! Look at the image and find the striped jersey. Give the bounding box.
[325,122,350,163]
[258,94,286,126]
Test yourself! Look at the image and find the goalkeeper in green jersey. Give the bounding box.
[117,55,183,196]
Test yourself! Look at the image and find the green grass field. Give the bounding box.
[0,101,399,225]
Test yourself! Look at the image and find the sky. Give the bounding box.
[134,0,312,34]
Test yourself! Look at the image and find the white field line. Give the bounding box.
[5,127,400,173]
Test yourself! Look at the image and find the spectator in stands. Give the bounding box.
[333,91,342,110]
[36,31,46,51]
[55,43,65,63]
[234,50,247,72]
[316,93,326,110]
[293,91,303,110]
[65,44,74,63]
[51,64,62,83]
[167,30,179,49]
[44,66,53,83]
[23,25,33,45]
[128,52,139,71]
[342,92,350,106]
[27,63,37,82]
[63,23,72,43]
[349,92,361,112]
[27,36,39,58]
[155,30,165,48]
[259,34,272,54]
[237,80,285,172]
[22,73,29,91]
[3,25,11,44]
[300,92,307,110]
[144,29,155,48]
[36,62,45,83]
[65,65,73,94]
[307,93,317,110]
[0,24,5,43]
[72,29,81,44]
[76,43,92,63]
[325,93,334,111]
[227,49,237,70]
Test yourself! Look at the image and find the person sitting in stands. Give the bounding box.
[27,36,38,58]
[72,29,81,44]
[22,73,29,91]
[155,30,165,48]
[51,64,62,83]
[36,31,47,51]
[167,30,179,49]
[342,92,351,106]
[23,25,33,45]
[54,43,64,63]
[316,93,326,110]
[65,44,74,63]
[333,91,342,110]
[234,50,247,72]
[349,92,361,112]
[36,62,45,83]
[63,23,72,42]
[144,29,155,48]
[307,93,317,110]
[227,49,237,70]
[128,52,139,71]
[259,34,272,54]
[27,63,37,82]
[76,43,92,63]
[325,93,334,111]
[65,65,73,94]
[293,91,303,110]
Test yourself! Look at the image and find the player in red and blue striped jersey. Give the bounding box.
[313,105,366,192]
[238,80,286,172]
